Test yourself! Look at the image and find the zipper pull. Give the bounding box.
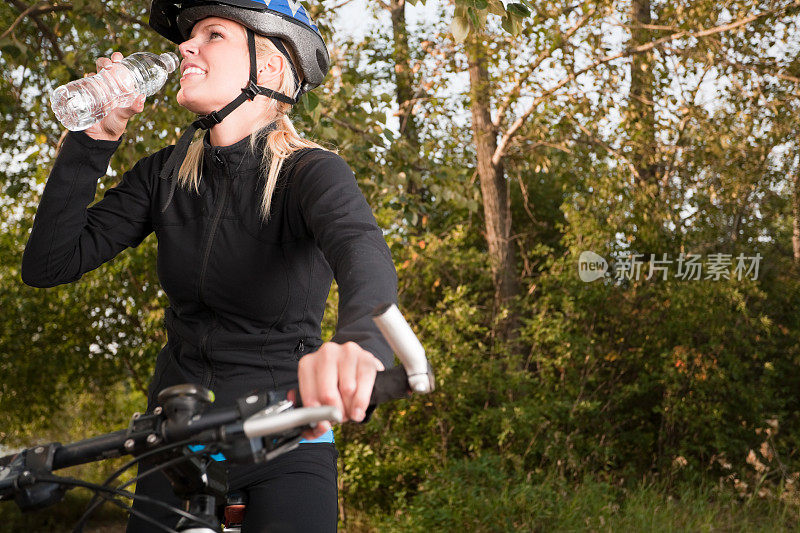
[296,339,305,355]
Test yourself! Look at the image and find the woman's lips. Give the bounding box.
[180,66,207,81]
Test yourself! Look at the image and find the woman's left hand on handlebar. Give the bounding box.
[298,341,385,439]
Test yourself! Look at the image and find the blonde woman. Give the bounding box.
[22,1,397,530]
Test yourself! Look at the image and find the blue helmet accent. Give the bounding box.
[265,0,319,32]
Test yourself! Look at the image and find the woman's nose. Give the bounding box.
[179,39,197,57]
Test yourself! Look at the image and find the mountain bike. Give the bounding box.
[0,304,434,532]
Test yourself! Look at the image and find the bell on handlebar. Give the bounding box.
[157,384,216,424]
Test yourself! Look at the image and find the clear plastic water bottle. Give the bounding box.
[50,52,180,131]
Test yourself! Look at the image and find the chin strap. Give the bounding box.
[159,29,299,212]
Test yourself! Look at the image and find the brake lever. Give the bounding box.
[218,405,341,464]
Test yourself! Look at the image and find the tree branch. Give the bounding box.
[493,1,799,166]
[493,6,598,129]
[660,62,713,193]
[6,1,149,44]
[107,9,148,29]
[715,54,800,85]
[7,0,80,78]
[323,0,359,12]
[1,1,70,40]
[568,115,641,181]
[327,114,371,136]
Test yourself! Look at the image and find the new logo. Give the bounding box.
[578,251,608,282]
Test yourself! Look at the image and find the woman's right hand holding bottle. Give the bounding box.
[84,52,146,142]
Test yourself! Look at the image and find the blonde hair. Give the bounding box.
[177,34,328,219]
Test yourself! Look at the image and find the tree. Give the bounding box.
[442,0,800,330]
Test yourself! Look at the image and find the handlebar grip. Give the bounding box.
[52,429,130,470]
[372,304,434,393]
[369,366,412,406]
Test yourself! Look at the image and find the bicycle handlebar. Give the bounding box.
[0,364,417,480]
[0,304,434,513]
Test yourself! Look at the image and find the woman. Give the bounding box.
[21,0,397,531]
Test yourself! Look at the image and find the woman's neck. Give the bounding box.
[208,102,278,147]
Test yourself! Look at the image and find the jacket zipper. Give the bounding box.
[198,166,230,300]
[199,317,219,388]
[294,338,305,360]
[196,152,230,388]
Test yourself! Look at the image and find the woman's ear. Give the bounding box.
[257,53,284,86]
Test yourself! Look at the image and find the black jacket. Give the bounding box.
[22,130,397,407]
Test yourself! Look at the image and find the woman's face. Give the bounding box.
[176,17,252,114]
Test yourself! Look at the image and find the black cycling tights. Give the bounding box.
[126,443,338,533]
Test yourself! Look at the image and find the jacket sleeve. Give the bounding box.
[291,150,399,369]
[21,131,159,288]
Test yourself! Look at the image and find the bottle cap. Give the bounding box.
[158,52,180,73]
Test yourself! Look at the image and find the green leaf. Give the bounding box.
[0,43,22,60]
[467,7,480,28]
[85,14,105,31]
[305,91,319,113]
[501,15,515,35]
[507,3,531,18]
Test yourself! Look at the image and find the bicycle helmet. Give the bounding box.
[150,0,329,97]
[148,0,330,210]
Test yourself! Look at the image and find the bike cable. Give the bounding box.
[31,474,183,533]
[74,441,215,531]
[58,475,218,532]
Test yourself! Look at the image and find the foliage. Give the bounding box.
[2,0,800,530]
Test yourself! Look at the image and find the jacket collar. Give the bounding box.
[201,122,277,174]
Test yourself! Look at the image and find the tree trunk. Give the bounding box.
[793,168,800,263]
[466,32,519,310]
[390,0,419,145]
[628,0,659,185]
[390,0,420,195]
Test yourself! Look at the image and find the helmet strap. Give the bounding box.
[159,28,298,212]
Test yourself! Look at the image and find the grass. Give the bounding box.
[0,490,127,532]
[2,457,798,532]
[341,455,800,532]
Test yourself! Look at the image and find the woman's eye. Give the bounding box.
[210,32,222,40]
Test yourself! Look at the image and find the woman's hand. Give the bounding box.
[298,341,385,440]
[84,52,146,142]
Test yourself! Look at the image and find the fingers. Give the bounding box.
[337,343,359,420]
[82,52,141,141]
[297,342,384,440]
[95,51,124,72]
[298,346,341,439]
[344,344,384,422]
[118,94,146,119]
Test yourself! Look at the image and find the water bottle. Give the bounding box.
[50,52,180,131]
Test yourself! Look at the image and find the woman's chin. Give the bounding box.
[176,91,213,115]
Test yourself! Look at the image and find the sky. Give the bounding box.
[333,0,442,40]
